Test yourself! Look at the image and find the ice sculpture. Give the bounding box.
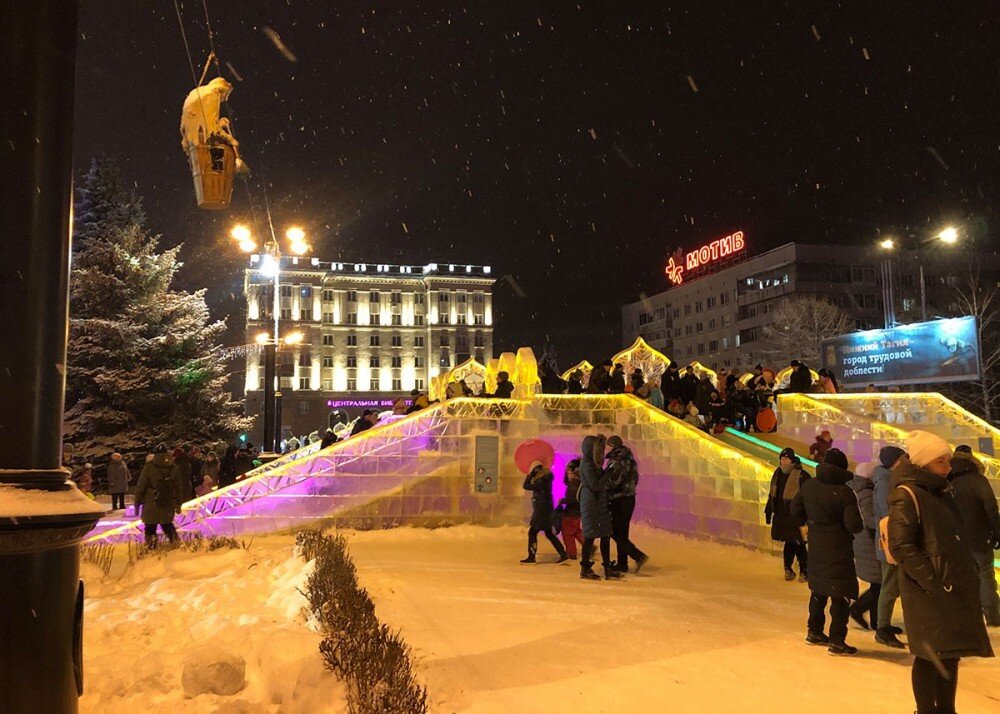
[513,347,540,398]
[612,337,671,383]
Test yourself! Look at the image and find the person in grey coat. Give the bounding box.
[872,445,908,648]
[848,462,882,631]
[578,434,622,581]
[106,452,130,511]
[133,444,183,548]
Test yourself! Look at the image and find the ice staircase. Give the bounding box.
[87,395,785,553]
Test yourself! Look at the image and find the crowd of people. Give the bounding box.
[762,430,998,712]
[520,434,649,580]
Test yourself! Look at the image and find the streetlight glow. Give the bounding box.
[259,253,280,278]
[255,332,270,345]
[284,331,305,345]
[878,238,895,250]
[231,224,252,241]
[285,226,309,255]
[938,226,958,244]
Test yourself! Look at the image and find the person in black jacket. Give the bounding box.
[566,370,585,395]
[678,367,699,406]
[559,459,584,559]
[765,448,810,582]
[587,360,613,394]
[320,428,339,449]
[606,436,648,573]
[607,364,626,394]
[661,363,682,403]
[888,431,994,714]
[578,434,622,580]
[791,448,864,655]
[520,461,568,564]
[949,447,1000,627]
[788,360,813,393]
[493,371,514,399]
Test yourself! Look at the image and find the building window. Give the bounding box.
[456,334,469,349]
[414,336,425,347]
[322,379,332,390]
[322,311,334,323]
[474,314,484,325]
[720,292,729,306]
[391,356,402,368]
[696,322,703,333]
[439,333,449,346]
[298,351,310,367]
[473,291,485,304]
[721,337,729,349]
[369,377,379,391]
[280,285,293,297]
[298,309,310,321]
[686,346,693,356]
[697,343,705,355]
[346,378,357,391]
[391,291,402,304]
[322,335,334,346]
[439,351,450,367]
[438,292,450,303]
[709,340,718,351]
[281,308,293,320]
[685,325,692,336]
[299,400,310,413]
[322,355,334,367]
[415,356,425,368]
[391,335,402,347]
[370,355,381,368]
[370,335,380,347]
[415,378,425,390]
[695,301,703,313]
[300,286,313,298]
[346,355,357,368]
[391,314,402,325]
[323,289,334,301]
[673,308,680,318]
[347,313,357,325]
[475,349,484,363]
[347,290,357,302]
[415,293,426,305]
[474,332,484,347]
[369,314,380,326]
[298,377,310,390]
[706,296,716,309]
[439,314,450,325]
[457,292,467,303]
[708,318,717,330]
[346,334,357,346]
[414,315,425,326]
[369,291,379,303]
[457,313,467,325]
[684,304,691,316]
[392,378,402,390]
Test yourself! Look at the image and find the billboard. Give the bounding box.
[820,316,980,389]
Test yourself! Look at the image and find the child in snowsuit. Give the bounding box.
[559,459,584,559]
[520,461,569,563]
[809,430,834,462]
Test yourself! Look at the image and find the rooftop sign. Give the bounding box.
[665,230,747,285]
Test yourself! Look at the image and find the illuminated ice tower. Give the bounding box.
[244,260,496,440]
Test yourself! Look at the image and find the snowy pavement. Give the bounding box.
[80,537,345,713]
[345,525,1000,714]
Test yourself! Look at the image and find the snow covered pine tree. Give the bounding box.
[64,159,251,464]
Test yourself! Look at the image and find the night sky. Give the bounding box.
[73,2,1000,367]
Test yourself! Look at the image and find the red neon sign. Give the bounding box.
[665,230,746,285]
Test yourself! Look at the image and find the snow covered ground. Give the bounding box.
[345,525,1000,714]
[80,537,345,713]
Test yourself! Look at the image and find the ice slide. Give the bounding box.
[715,428,819,471]
[87,395,788,553]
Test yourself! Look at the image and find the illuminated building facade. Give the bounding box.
[244,257,495,439]
[624,241,935,372]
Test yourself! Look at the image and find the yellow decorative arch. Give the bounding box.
[445,357,487,396]
[611,337,671,383]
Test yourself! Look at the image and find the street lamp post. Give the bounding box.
[877,227,959,327]
[234,225,309,455]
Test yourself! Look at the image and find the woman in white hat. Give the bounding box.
[888,430,993,714]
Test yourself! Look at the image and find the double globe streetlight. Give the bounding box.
[877,226,960,327]
[231,223,311,456]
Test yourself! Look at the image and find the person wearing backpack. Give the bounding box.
[948,446,1000,627]
[606,435,649,573]
[872,445,908,648]
[133,443,183,548]
[888,431,994,714]
[520,461,569,564]
[790,448,864,655]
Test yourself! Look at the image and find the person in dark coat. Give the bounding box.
[765,448,810,581]
[678,368,699,406]
[350,409,378,436]
[661,363,682,403]
[234,447,255,480]
[606,436,648,573]
[520,461,568,563]
[218,445,239,488]
[106,452,130,511]
[539,366,566,395]
[788,360,813,393]
[566,370,585,395]
[873,445,908,648]
[493,371,514,399]
[578,434,622,580]
[320,428,339,449]
[587,360,613,394]
[629,369,645,393]
[888,431,994,714]
[559,459,584,558]
[133,444,183,548]
[949,447,1000,626]
[607,364,626,394]
[791,448,864,655]
[848,462,882,631]
[172,445,194,502]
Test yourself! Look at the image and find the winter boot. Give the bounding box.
[635,554,649,573]
[784,568,796,581]
[521,538,537,563]
[805,631,830,646]
[888,625,904,635]
[827,642,858,656]
[603,563,625,580]
[580,561,601,580]
[520,556,537,564]
[797,571,808,583]
[875,628,905,649]
[555,553,570,564]
[849,605,870,630]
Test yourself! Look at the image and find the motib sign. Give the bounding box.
[666,230,746,285]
